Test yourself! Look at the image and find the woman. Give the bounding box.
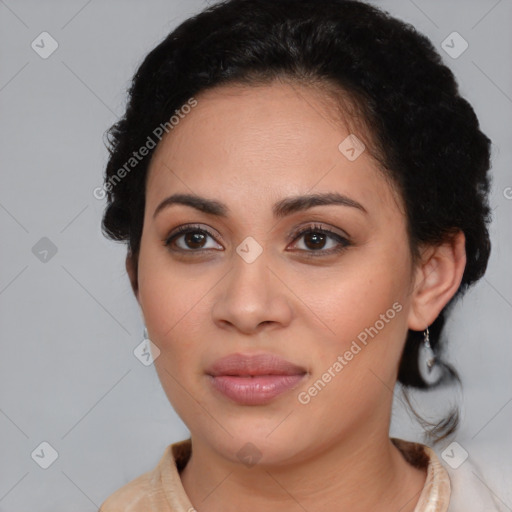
[98,0,500,510]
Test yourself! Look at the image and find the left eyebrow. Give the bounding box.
[152,191,367,220]
[272,192,367,218]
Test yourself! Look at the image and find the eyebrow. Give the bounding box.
[153,192,367,220]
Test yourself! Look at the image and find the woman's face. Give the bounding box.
[134,81,419,465]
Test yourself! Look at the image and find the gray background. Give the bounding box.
[0,0,511,510]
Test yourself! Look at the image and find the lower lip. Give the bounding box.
[208,374,306,405]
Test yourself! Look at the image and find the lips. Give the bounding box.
[207,353,307,376]
[206,353,307,405]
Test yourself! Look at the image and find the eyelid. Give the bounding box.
[163,223,224,250]
[168,223,224,241]
[286,222,351,242]
[286,222,351,255]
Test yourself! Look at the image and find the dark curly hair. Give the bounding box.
[100,0,492,442]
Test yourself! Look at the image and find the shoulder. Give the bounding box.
[441,455,506,512]
[426,443,506,512]
[392,437,506,511]
[99,468,159,511]
[98,444,177,512]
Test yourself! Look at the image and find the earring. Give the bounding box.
[423,327,436,373]
[143,325,149,341]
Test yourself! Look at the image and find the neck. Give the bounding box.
[180,426,427,512]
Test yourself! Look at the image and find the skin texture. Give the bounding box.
[126,81,466,512]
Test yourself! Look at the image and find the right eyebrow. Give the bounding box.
[153,193,228,219]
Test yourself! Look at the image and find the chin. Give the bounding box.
[191,418,315,468]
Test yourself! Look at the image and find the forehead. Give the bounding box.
[146,81,404,222]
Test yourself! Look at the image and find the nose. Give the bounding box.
[211,251,293,335]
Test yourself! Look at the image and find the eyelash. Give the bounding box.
[163,223,351,258]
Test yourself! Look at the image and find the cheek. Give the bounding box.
[293,282,407,423]
[297,250,411,383]
[137,246,209,357]
[307,261,406,337]
[140,276,209,352]
[137,256,213,417]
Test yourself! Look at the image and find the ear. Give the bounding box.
[408,231,466,331]
[125,252,140,303]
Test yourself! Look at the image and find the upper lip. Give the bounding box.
[206,353,307,377]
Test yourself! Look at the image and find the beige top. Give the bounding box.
[99,437,454,511]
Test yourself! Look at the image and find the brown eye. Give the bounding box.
[289,223,351,257]
[164,225,222,252]
[303,232,328,250]
[182,231,207,249]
